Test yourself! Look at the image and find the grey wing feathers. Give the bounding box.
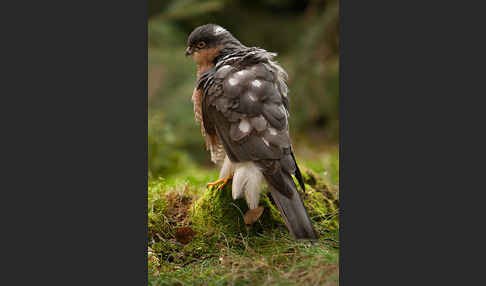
[202,59,317,239]
[204,62,299,198]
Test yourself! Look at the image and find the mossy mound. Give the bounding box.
[189,182,284,236]
[147,165,340,274]
[189,168,339,238]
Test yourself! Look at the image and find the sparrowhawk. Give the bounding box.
[185,24,317,240]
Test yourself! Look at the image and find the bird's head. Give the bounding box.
[185,24,242,66]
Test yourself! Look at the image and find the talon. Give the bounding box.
[217,176,231,191]
[206,175,232,190]
[206,178,225,188]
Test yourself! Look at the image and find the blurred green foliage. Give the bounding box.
[148,0,339,176]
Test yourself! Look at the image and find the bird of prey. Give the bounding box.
[185,24,317,240]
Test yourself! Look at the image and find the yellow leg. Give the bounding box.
[206,174,233,191]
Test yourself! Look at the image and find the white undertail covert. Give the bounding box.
[219,156,264,209]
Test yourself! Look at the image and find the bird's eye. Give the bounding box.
[197,41,206,48]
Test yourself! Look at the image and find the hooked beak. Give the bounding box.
[185,46,194,57]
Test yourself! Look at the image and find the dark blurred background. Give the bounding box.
[148,0,339,177]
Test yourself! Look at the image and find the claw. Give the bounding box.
[206,178,224,188]
[206,175,232,191]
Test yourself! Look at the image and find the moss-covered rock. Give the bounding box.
[189,182,284,237]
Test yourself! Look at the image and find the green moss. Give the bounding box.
[147,251,160,276]
[148,162,339,284]
[152,198,168,213]
[301,168,318,186]
[152,240,187,266]
[189,182,284,237]
[181,233,220,262]
[188,168,339,239]
[303,184,339,231]
[297,168,340,234]
[148,195,171,239]
[147,183,178,242]
[148,209,174,242]
[300,167,339,201]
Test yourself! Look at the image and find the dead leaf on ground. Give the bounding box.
[244,206,264,225]
[174,227,197,244]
